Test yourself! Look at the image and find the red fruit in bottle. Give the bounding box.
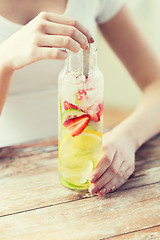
[77,89,87,100]
[91,113,100,122]
[64,101,78,110]
[98,103,103,117]
[63,114,90,137]
[89,103,103,122]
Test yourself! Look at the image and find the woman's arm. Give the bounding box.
[99,4,160,149]
[0,61,14,115]
[89,4,160,196]
[0,12,94,114]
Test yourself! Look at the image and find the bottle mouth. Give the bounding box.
[67,44,97,56]
[89,45,97,65]
[90,45,97,53]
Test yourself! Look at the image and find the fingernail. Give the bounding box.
[90,37,95,43]
[89,188,93,195]
[89,185,95,194]
[59,50,68,59]
[97,191,103,197]
[84,44,89,51]
[111,186,116,192]
[89,176,96,183]
[100,188,106,194]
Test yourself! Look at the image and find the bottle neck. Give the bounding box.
[66,50,83,73]
[66,47,97,75]
[89,47,97,69]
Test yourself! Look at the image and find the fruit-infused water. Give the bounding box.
[58,46,104,190]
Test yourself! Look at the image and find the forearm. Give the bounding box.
[112,80,160,151]
[0,60,14,115]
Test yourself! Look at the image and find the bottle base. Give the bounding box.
[59,174,91,191]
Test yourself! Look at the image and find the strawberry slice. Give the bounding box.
[90,103,103,122]
[63,114,90,137]
[91,113,100,122]
[64,101,78,110]
[98,103,103,117]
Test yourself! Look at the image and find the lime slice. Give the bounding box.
[66,160,94,185]
[58,98,62,123]
[59,128,102,186]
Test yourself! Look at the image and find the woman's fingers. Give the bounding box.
[87,130,136,197]
[35,12,91,50]
[14,47,68,69]
[98,166,134,197]
[42,12,94,43]
[97,175,123,197]
[118,160,130,178]
[32,47,68,62]
[5,11,94,70]
[44,22,89,50]
[89,152,122,194]
[89,148,115,184]
[97,161,127,196]
[38,35,81,52]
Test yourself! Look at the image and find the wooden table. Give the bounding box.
[0,133,160,240]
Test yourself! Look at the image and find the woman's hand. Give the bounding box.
[0,12,94,70]
[89,129,136,197]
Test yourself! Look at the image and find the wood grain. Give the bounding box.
[0,134,160,239]
[104,225,160,240]
[0,183,159,240]
[0,135,160,217]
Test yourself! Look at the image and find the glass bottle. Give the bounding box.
[58,46,104,190]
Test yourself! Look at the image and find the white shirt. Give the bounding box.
[0,0,125,147]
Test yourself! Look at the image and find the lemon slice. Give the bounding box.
[59,129,102,186]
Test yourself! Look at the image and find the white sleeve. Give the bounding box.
[96,0,126,24]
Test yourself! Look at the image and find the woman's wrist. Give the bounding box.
[0,62,14,76]
[0,46,15,74]
[107,121,140,152]
[0,53,14,114]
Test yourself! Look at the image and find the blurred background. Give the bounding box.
[97,0,160,126]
